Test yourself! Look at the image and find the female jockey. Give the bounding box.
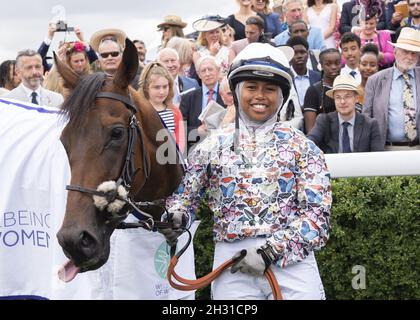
[159,42,332,300]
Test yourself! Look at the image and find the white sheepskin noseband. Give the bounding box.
[93,181,129,215]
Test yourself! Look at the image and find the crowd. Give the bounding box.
[1,0,419,300]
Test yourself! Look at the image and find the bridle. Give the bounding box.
[65,91,172,230]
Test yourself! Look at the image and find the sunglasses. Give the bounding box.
[409,2,420,6]
[99,51,120,58]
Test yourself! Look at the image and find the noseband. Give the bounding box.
[66,91,170,230]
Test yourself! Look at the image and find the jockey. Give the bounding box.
[159,42,332,300]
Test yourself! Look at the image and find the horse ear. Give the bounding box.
[113,38,139,89]
[53,52,80,90]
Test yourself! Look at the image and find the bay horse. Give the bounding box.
[55,39,184,281]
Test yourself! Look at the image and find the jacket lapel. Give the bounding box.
[330,112,340,153]
[353,113,363,152]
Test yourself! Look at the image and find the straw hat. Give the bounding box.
[157,15,187,30]
[90,28,126,52]
[388,27,420,53]
[326,75,363,99]
[192,15,227,32]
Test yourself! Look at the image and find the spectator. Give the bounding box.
[288,20,322,71]
[340,32,362,84]
[307,74,383,153]
[192,15,230,76]
[228,15,268,64]
[227,0,256,40]
[180,56,226,150]
[359,6,395,69]
[286,36,322,108]
[358,43,379,107]
[339,0,387,35]
[157,47,199,105]
[4,49,63,108]
[133,39,148,68]
[363,27,420,150]
[0,60,20,95]
[166,37,195,77]
[303,48,341,133]
[304,0,338,49]
[138,62,186,153]
[156,15,187,49]
[388,0,420,33]
[274,0,327,50]
[222,24,236,47]
[251,0,283,38]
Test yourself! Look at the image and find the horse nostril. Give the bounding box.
[78,231,98,258]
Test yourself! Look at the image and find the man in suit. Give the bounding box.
[180,56,226,150]
[308,75,383,153]
[339,0,387,35]
[286,36,321,108]
[363,28,420,150]
[5,49,63,108]
[157,48,200,105]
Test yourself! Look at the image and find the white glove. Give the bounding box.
[231,247,267,276]
[157,211,188,246]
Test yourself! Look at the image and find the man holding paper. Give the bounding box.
[180,55,226,151]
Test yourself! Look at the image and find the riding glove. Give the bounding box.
[157,211,188,246]
[231,243,278,276]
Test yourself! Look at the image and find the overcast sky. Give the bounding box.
[0,0,238,61]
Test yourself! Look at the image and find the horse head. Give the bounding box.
[56,39,184,281]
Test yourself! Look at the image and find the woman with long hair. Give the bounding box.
[226,0,256,40]
[157,15,187,50]
[251,0,283,38]
[139,62,186,153]
[0,60,20,95]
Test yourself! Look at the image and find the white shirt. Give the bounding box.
[291,67,311,107]
[21,84,41,104]
[341,65,362,85]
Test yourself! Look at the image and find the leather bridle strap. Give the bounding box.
[167,254,283,300]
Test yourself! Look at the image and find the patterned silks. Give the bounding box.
[166,123,332,268]
[402,73,417,141]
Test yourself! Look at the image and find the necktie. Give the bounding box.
[31,92,38,105]
[402,73,417,141]
[342,122,352,153]
[349,71,357,79]
[206,89,214,105]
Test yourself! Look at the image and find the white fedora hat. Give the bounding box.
[326,74,363,99]
[388,27,420,53]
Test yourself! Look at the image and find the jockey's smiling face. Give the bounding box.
[240,80,281,122]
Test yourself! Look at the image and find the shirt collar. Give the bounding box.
[21,83,41,98]
[393,65,415,80]
[203,82,219,95]
[291,66,309,78]
[338,113,356,127]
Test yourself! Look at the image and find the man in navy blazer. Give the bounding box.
[286,36,321,108]
[180,56,226,150]
[308,75,383,153]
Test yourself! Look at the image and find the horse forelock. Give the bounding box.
[60,73,108,127]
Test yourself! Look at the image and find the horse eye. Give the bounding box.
[110,127,124,140]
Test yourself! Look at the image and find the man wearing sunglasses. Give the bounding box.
[97,39,123,77]
[388,0,420,34]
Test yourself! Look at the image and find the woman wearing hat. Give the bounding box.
[157,15,187,49]
[158,43,331,300]
[307,74,383,153]
[192,15,230,76]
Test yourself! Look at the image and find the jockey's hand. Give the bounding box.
[231,243,278,276]
[158,211,188,246]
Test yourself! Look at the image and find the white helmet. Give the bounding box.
[228,43,294,104]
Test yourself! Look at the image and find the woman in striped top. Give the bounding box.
[139,62,186,153]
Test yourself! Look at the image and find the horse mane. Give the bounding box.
[60,72,107,127]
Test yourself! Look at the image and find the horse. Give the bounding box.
[55,39,184,281]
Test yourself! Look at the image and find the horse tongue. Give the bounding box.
[58,260,81,282]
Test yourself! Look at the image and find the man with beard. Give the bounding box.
[388,0,420,32]
[5,49,63,108]
[363,28,420,150]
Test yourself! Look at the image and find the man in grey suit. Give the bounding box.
[308,75,383,153]
[363,28,420,150]
[5,49,63,108]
